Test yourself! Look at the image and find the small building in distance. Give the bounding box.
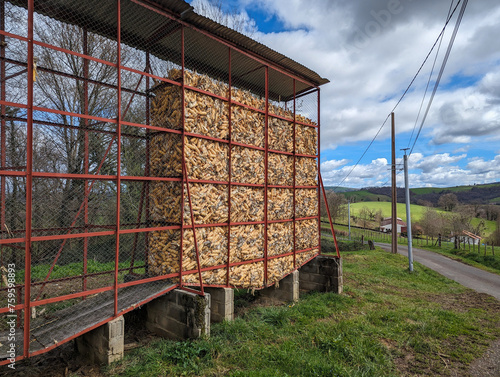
[380,217,407,234]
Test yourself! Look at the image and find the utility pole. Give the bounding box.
[391,112,397,254]
[402,148,414,272]
[348,200,351,240]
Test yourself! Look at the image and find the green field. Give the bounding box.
[345,202,496,236]
[349,202,431,223]
[343,190,391,203]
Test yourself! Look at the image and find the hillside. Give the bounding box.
[347,201,497,236]
[361,182,500,206]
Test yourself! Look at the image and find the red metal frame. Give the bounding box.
[0,0,327,363]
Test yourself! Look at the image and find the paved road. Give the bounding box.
[375,242,500,300]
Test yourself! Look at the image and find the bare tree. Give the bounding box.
[418,208,445,238]
[320,191,347,223]
[191,0,258,37]
[438,193,459,212]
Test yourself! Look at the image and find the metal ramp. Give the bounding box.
[1,281,176,358]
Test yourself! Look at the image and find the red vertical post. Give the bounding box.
[0,0,6,271]
[264,66,269,286]
[317,89,321,256]
[114,0,122,317]
[82,29,89,295]
[179,25,185,287]
[24,0,34,357]
[226,47,232,287]
[292,79,296,268]
[144,51,151,276]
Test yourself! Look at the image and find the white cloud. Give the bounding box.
[197,0,500,187]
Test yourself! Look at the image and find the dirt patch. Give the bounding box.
[394,291,500,377]
[469,338,500,377]
[427,291,500,313]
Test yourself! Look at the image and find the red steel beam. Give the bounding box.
[264,65,268,286]
[114,0,122,317]
[292,78,296,268]
[0,0,6,273]
[226,46,232,287]
[319,172,340,258]
[179,24,185,288]
[24,0,34,358]
[83,28,89,296]
[182,160,204,295]
[317,89,322,258]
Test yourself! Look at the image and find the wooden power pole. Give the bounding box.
[391,112,397,254]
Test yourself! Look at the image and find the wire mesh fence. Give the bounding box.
[0,0,325,363]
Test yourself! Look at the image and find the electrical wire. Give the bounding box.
[331,0,464,189]
[409,0,468,156]
[407,1,455,149]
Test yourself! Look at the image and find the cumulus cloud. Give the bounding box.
[194,0,500,187]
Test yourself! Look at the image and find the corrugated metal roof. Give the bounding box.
[12,0,329,96]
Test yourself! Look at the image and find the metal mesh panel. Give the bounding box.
[31,178,117,237]
[0,241,25,358]
[3,36,28,106]
[296,88,318,127]
[33,0,118,62]
[0,0,323,362]
[184,27,229,98]
[3,1,28,37]
[268,68,294,117]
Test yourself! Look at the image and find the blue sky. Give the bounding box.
[188,0,500,189]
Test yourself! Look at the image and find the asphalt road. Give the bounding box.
[375,242,500,300]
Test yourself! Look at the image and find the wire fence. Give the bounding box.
[0,0,324,364]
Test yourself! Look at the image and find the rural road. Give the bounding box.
[375,242,500,300]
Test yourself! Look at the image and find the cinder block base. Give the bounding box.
[205,288,234,323]
[76,315,124,365]
[299,256,343,294]
[261,270,299,302]
[146,289,211,339]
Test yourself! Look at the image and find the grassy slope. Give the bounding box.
[349,202,437,223]
[411,182,500,195]
[348,202,496,236]
[106,250,500,377]
[344,190,391,202]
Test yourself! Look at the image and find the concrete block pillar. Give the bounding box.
[261,270,299,302]
[146,289,211,339]
[205,288,234,323]
[299,256,343,294]
[76,315,124,365]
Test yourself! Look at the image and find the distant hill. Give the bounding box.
[343,190,391,203]
[359,182,500,206]
[324,186,358,193]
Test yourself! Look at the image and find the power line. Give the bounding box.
[331,0,463,189]
[407,1,455,149]
[409,0,468,156]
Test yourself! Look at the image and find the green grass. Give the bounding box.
[344,202,496,236]
[349,202,441,223]
[14,260,144,282]
[105,250,500,377]
[416,244,500,275]
[344,190,391,202]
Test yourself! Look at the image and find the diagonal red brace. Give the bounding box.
[319,172,340,258]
